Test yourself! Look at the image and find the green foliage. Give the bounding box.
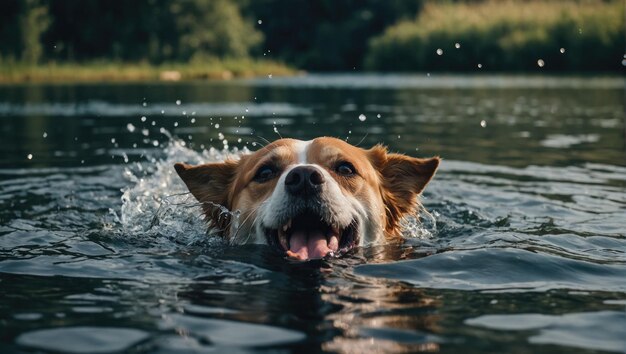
[19,0,51,64]
[242,0,424,70]
[0,0,51,64]
[365,0,624,72]
[172,0,263,60]
[0,58,295,83]
[1,0,263,63]
[0,0,623,75]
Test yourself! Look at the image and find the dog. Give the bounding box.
[174,137,439,261]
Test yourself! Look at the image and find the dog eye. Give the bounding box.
[253,165,276,182]
[336,161,356,176]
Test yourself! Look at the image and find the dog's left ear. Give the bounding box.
[174,161,238,212]
[369,145,440,234]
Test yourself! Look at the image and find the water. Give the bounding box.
[1,74,625,353]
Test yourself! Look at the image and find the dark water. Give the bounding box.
[1,74,625,353]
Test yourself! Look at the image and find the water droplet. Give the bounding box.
[455,43,461,49]
[537,59,545,68]
[42,132,47,138]
[377,114,381,119]
[190,118,196,124]
[477,63,483,69]
[27,154,33,160]
[560,48,566,54]
[214,123,220,129]
[142,102,147,107]
[151,121,156,126]
[127,123,136,133]
[111,138,116,144]
[152,140,159,147]
[268,74,273,79]
[141,116,146,122]
[182,111,186,115]
[622,59,626,67]
[358,114,366,122]
[480,120,487,128]
[141,129,149,136]
[436,48,443,55]
[237,138,242,143]
[258,19,263,25]
[175,100,182,105]
[174,122,178,127]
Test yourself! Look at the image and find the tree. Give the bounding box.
[242,0,424,70]
[19,0,51,64]
[172,0,263,60]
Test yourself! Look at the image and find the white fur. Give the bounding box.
[245,139,383,246]
[294,140,312,164]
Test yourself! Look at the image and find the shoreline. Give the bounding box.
[0,59,297,84]
[0,65,621,86]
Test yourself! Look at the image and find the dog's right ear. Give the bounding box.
[174,161,239,209]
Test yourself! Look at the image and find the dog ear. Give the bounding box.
[174,161,239,219]
[369,145,440,234]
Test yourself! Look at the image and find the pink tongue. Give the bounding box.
[288,230,334,260]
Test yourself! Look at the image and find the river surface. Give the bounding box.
[1,74,625,353]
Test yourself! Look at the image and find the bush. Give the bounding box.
[365,0,624,72]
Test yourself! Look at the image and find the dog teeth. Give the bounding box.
[278,228,289,250]
[282,218,292,232]
[328,235,339,251]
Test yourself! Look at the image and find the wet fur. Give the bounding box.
[174,137,440,245]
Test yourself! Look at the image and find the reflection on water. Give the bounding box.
[465,311,626,353]
[0,75,625,353]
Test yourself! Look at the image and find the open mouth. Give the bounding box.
[265,212,358,260]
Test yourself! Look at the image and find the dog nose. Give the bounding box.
[285,166,325,196]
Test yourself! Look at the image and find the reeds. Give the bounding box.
[365,0,624,72]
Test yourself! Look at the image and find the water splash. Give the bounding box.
[111,133,434,247]
[114,136,247,247]
[400,209,437,239]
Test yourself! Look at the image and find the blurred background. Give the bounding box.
[1,2,626,353]
[0,0,623,81]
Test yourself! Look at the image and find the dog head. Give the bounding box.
[174,137,439,260]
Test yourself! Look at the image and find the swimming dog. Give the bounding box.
[174,137,439,260]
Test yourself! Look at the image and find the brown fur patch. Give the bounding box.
[174,137,440,242]
[174,160,239,232]
[368,144,440,237]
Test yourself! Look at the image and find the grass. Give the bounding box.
[0,57,297,83]
[365,0,624,72]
